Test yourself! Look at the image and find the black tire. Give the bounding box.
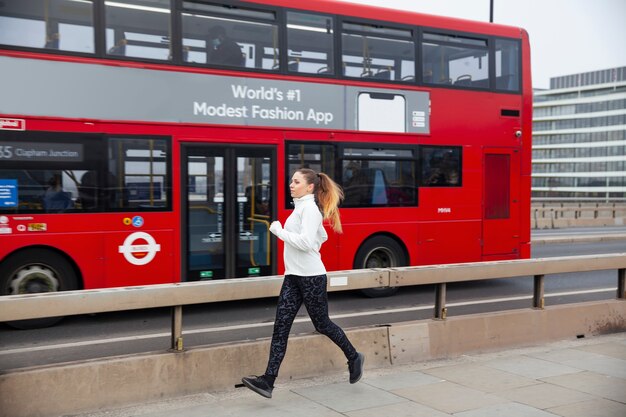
[1,249,79,329]
[354,236,406,297]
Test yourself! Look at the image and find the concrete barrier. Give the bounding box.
[532,203,626,229]
[1,300,624,417]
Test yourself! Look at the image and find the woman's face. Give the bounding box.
[290,171,314,199]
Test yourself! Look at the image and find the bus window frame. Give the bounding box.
[284,9,337,78]
[0,0,99,58]
[103,0,173,62]
[338,142,418,208]
[180,0,282,72]
[337,15,417,84]
[419,144,463,188]
[284,140,420,209]
[107,134,173,212]
[0,131,104,214]
[284,140,338,209]
[493,36,522,94]
[0,131,173,214]
[419,27,491,91]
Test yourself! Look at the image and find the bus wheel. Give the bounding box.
[0,249,79,329]
[354,236,406,297]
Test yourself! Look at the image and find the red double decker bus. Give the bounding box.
[0,0,531,309]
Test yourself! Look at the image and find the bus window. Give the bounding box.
[0,134,100,213]
[287,142,336,176]
[286,12,335,75]
[342,22,414,82]
[0,169,94,213]
[182,1,279,70]
[286,142,336,208]
[105,0,171,61]
[422,32,489,88]
[29,171,75,213]
[109,137,170,210]
[495,38,521,92]
[341,147,416,207]
[0,134,171,213]
[420,146,462,187]
[0,0,94,53]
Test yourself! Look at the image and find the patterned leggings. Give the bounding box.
[265,274,358,377]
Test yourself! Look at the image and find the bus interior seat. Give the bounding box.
[288,59,299,72]
[317,66,331,74]
[373,69,391,80]
[455,74,472,86]
[371,170,388,204]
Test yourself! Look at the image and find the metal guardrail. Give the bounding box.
[391,253,626,319]
[1,253,625,351]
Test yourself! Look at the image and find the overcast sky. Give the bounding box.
[338,0,626,89]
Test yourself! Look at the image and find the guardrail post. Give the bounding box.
[434,283,447,319]
[171,305,184,351]
[533,274,545,309]
[618,268,625,300]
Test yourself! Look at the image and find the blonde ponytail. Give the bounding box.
[295,169,344,233]
[316,172,343,233]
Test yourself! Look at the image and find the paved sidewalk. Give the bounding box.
[76,333,626,417]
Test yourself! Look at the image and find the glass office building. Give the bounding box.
[532,67,626,201]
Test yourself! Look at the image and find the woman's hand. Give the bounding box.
[269,221,283,236]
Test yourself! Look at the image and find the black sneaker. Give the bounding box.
[242,375,273,398]
[348,352,365,384]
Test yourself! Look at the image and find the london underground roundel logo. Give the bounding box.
[118,232,161,266]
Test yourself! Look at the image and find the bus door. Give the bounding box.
[482,147,520,259]
[182,145,275,280]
